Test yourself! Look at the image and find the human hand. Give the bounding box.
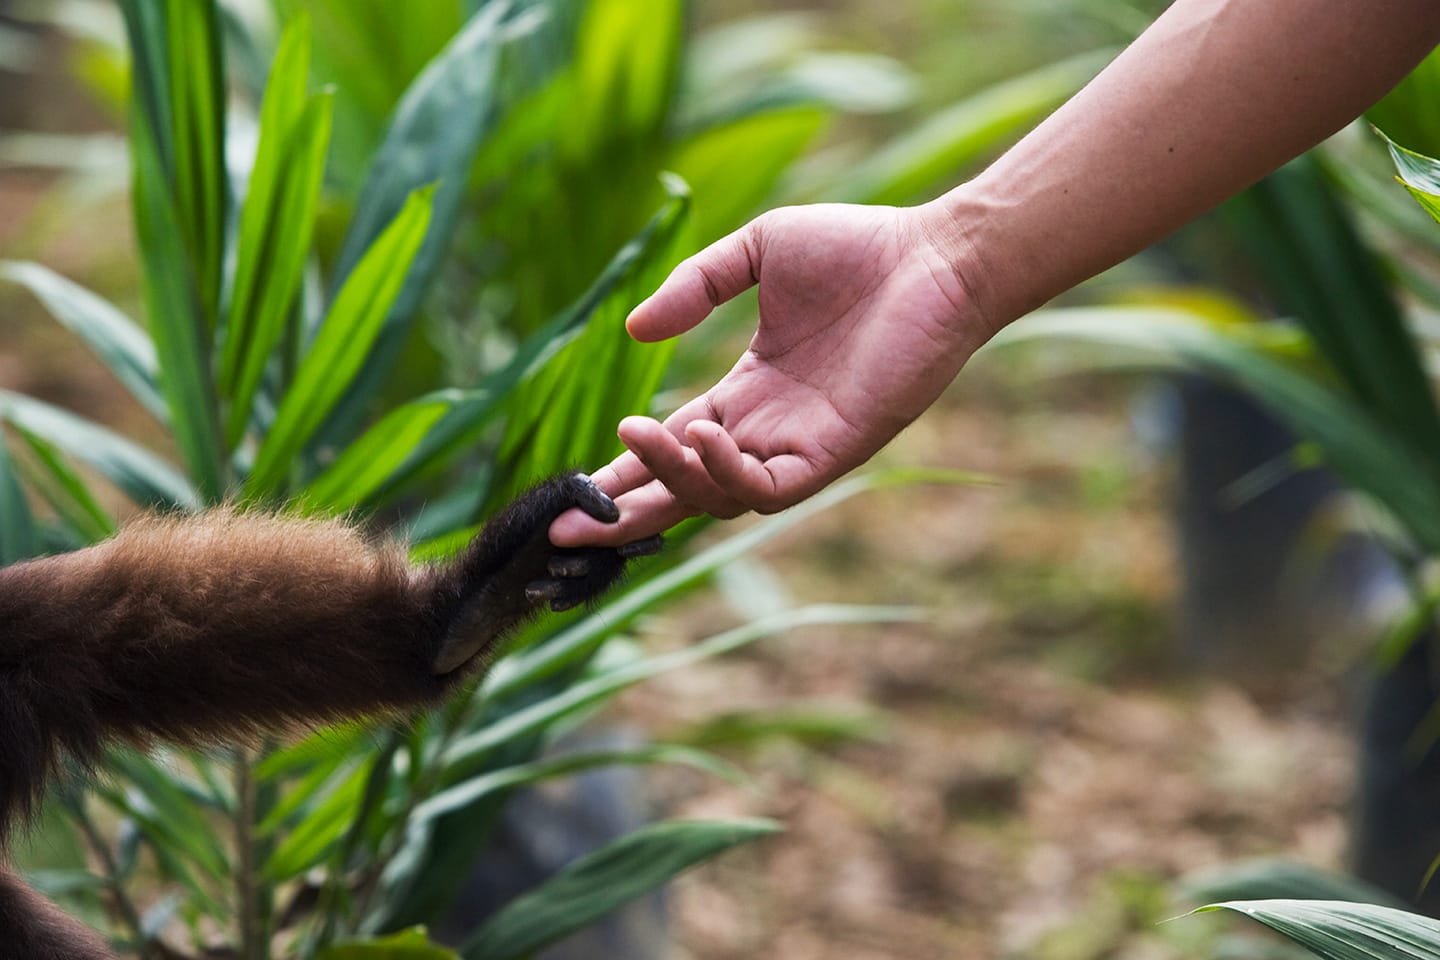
[549,201,993,547]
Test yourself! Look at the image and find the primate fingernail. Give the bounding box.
[573,475,620,523]
[619,535,664,558]
[548,556,590,578]
[525,581,563,603]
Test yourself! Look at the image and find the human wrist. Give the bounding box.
[909,190,1015,345]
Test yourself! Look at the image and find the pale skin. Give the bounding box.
[550,0,1440,548]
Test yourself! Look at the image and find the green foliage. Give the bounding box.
[2,1,1016,956]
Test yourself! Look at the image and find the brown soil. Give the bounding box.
[618,364,1358,960]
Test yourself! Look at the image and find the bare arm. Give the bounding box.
[550,0,1440,546]
[944,0,1440,328]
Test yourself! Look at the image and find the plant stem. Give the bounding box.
[234,748,265,960]
[63,790,156,960]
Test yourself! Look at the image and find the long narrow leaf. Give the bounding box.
[1196,899,1440,959]
[443,605,920,779]
[411,745,742,828]
[487,175,691,509]
[128,105,225,500]
[0,391,197,510]
[0,261,166,422]
[222,13,333,447]
[246,187,434,501]
[995,307,1440,553]
[120,0,227,499]
[11,424,117,543]
[0,434,37,564]
[1221,157,1440,466]
[461,819,781,960]
[162,0,227,320]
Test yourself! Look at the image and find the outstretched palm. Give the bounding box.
[551,202,988,546]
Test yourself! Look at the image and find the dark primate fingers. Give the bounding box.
[550,593,586,613]
[618,535,664,558]
[524,580,565,604]
[548,556,591,578]
[570,473,620,524]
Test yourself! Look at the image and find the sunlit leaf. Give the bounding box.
[246,186,434,501]
[222,13,333,447]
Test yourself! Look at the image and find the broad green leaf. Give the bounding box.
[0,391,197,510]
[1222,157,1440,465]
[1196,899,1440,959]
[443,605,920,779]
[0,433,37,564]
[317,927,459,960]
[995,307,1440,553]
[246,187,434,501]
[264,760,369,880]
[11,424,116,543]
[222,13,333,447]
[317,1,542,444]
[1181,859,1408,910]
[0,261,166,422]
[300,392,454,514]
[1383,132,1440,227]
[461,819,781,960]
[836,49,1114,205]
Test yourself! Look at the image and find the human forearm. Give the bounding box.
[924,0,1440,331]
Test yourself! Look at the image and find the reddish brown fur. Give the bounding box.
[0,471,645,958]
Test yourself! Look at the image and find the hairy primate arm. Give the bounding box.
[0,867,114,960]
[0,471,655,835]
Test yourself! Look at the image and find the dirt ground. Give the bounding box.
[620,361,1362,960]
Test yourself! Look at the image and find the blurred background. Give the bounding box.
[3,1,1440,959]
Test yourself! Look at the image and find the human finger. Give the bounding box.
[685,420,818,514]
[617,416,747,519]
[626,217,765,343]
[549,478,697,547]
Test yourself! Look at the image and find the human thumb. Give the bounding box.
[626,216,765,342]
